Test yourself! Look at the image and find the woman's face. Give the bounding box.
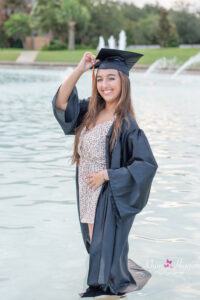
[96,69,121,104]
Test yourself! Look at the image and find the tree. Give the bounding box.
[169,9,200,44]
[4,13,31,48]
[30,0,67,43]
[61,0,90,50]
[168,23,179,47]
[131,15,159,45]
[157,10,170,47]
[80,0,124,48]
[30,0,89,49]
[143,4,164,16]
[3,0,28,12]
[120,2,146,22]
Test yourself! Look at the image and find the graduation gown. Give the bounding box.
[52,85,158,297]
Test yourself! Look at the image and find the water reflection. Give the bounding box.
[0,68,200,299]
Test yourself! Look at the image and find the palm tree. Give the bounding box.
[61,0,90,50]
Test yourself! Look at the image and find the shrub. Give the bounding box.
[75,44,91,50]
[41,39,67,50]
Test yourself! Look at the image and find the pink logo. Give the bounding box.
[164,259,173,268]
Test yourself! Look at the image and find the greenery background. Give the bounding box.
[0,0,200,65]
[1,0,200,48]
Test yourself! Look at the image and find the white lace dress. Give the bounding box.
[78,115,116,224]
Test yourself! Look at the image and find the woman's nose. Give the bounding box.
[101,79,108,89]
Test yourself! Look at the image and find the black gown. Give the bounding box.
[52,85,158,297]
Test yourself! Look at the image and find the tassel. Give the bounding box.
[92,65,95,87]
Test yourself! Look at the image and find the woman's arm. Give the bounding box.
[55,52,99,111]
[55,66,84,111]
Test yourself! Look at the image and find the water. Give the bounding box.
[118,30,127,50]
[108,35,116,49]
[97,36,105,51]
[0,68,200,299]
[144,57,180,76]
[172,51,200,77]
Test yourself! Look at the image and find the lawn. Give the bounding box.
[0,47,200,65]
[36,47,200,65]
[0,48,21,61]
[134,47,200,65]
[35,49,97,63]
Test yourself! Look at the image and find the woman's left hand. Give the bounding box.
[86,172,104,191]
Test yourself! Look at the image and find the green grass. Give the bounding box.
[33,47,200,65]
[0,47,200,65]
[0,48,22,61]
[134,47,200,65]
[35,49,98,63]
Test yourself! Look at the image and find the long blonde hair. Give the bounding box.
[70,70,137,166]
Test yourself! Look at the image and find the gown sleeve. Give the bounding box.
[107,128,158,222]
[52,85,90,135]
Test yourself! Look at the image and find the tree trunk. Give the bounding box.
[58,35,64,43]
[68,21,76,51]
[80,35,85,46]
[47,30,54,40]
[22,38,26,49]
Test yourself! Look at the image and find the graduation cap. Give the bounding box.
[91,48,143,85]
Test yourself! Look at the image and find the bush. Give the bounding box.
[41,39,67,50]
[0,26,8,48]
[75,44,92,50]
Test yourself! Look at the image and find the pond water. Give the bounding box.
[0,67,200,300]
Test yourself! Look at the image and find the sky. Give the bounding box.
[121,0,200,11]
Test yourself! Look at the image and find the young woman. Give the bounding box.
[52,49,158,297]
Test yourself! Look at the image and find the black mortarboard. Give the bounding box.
[92,48,143,77]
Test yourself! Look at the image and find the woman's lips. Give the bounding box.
[102,90,112,95]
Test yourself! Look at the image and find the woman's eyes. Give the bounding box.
[97,78,115,82]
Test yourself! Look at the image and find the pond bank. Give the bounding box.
[0,61,200,74]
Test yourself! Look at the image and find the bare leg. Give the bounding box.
[88,223,94,242]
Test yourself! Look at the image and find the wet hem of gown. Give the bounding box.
[79,284,126,298]
[83,258,152,297]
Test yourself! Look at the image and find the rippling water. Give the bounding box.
[0,67,200,300]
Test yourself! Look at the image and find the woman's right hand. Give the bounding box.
[77,52,100,73]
